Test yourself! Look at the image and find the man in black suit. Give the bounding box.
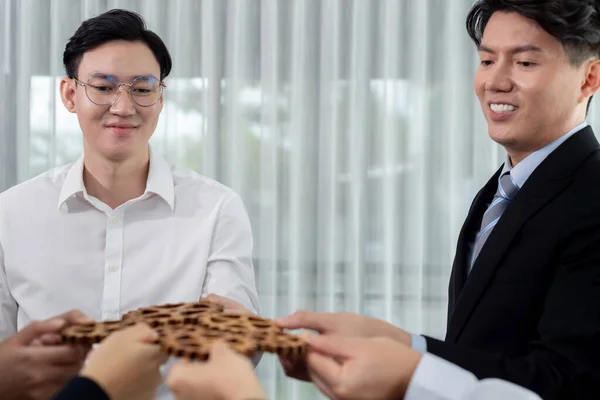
[276,1,600,399]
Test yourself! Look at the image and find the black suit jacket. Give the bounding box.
[52,377,110,400]
[425,127,600,400]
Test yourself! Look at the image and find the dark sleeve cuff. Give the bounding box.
[52,376,110,400]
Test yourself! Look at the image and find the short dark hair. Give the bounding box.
[466,0,600,114]
[63,9,172,81]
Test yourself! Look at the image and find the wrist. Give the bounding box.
[394,349,422,398]
[384,322,412,346]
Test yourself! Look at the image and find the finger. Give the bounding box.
[131,323,159,343]
[305,351,343,389]
[37,333,63,346]
[204,294,252,315]
[37,363,82,388]
[306,334,356,359]
[113,323,158,343]
[167,360,206,396]
[59,309,94,324]
[27,345,85,366]
[12,319,66,346]
[203,293,225,304]
[273,311,331,332]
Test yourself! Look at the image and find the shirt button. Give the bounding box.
[111,217,119,224]
[108,265,117,272]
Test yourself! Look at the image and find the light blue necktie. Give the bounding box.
[469,172,519,272]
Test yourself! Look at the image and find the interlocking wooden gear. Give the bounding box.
[197,312,283,334]
[123,300,224,326]
[157,324,257,360]
[60,300,307,361]
[61,319,137,345]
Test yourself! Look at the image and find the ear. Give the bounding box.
[579,59,600,103]
[155,91,164,113]
[60,77,77,113]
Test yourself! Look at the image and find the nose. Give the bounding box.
[109,84,136,116]
[485,62,513,93]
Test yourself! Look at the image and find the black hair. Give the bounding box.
[466,0,600,114]
[63,9,172,81]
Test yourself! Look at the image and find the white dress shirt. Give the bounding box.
[0,149,259,399]
[0,150,259,343]
[405,353,542,400]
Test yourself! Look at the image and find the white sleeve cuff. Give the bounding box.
[405,353,477,400]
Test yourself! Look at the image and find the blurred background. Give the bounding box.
[5,0,598,398]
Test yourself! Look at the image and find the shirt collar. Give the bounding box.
[58,147,175,211]
[501,121,588,188]
[145,147,175,210]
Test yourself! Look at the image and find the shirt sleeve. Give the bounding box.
[411,333,428,353]
[405,354,542,400]
[0,198,18,340]
[201,193,260,314]
[51,376,110,400]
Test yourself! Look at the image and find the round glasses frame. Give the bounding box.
[73,76,167,107]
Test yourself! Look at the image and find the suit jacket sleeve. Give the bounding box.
[51,376,110,400]
[425,210,600,399]
[405,354,541,400]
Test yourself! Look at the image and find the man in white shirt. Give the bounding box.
[0,8,258,399]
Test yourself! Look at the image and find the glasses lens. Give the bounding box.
[131,76,162,106]
[86,75,119,105]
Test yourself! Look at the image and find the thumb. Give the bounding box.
[121,323,159,343]
[209,340,236,358]
[305,351,343,390]
[167,360,206,396]
[12,319,66,346]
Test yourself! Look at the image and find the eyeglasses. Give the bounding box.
[73,74,166,107]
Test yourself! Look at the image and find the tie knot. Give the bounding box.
[498,172,519,200]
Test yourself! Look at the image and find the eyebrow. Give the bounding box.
[478,44,543,55]
[87,72,159,80]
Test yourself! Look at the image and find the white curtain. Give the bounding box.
[6,0,598,398]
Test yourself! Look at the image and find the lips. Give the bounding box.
[488,102,518,122]
[105,124,137,136]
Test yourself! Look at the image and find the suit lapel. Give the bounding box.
[447,171,500,321]
[446,127,600,343]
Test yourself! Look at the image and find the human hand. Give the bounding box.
[167,340,267,400]
[305,334,422,400]
[80,323,167,400]
[0,317,88,400]
[275,311,411,343]
[30,309,93,347]
[203,294,255,315]
[275,312,411,381]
